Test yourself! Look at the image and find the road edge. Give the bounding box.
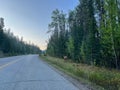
[39,56,103,90]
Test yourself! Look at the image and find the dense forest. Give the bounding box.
[0,18,41,57]
[47,0,120,69]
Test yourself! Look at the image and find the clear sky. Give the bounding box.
[0,0,78,50]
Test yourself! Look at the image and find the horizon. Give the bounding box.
[0,0,78,50]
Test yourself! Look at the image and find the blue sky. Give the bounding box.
[0,0,78,50]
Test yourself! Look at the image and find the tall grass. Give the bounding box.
[41,56,120,90]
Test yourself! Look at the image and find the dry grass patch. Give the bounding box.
[41,56,120,90]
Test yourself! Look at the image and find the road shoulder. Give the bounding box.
[39,56,102,90]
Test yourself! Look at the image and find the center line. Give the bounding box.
[0,59,22,70]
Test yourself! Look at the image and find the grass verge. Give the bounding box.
[40,55,120,90]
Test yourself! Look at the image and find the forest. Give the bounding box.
[47,0,120,69]
[0,18,41,57]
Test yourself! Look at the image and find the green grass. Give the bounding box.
[40,55,120,90]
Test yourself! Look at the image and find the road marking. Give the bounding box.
[0,59,21,70]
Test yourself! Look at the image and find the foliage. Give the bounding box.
[47,0,120,69]
[0,18,41,56]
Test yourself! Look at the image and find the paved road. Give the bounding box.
[0,55,79,90]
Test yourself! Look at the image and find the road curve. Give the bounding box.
[0,55,79,90]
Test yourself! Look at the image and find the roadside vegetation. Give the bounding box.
[0,18,41,57]
[41,55,120,90]
[46,1,120,89]
[46,0,120,89]
[47,0,120,69]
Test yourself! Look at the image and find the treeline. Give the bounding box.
[0,18,41,57]
[47,0,120,69]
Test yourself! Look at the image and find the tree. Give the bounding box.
[47,9,68,58]
[0,18,5,52]
[0,17,41,56]
[100,0,120,68]
[47,0,120,69]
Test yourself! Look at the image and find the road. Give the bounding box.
[0,55,80,90]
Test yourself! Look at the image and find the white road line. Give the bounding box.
[0,59,21,70]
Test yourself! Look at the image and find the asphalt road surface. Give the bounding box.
[0,55,80,90]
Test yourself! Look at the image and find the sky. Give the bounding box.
[0,0,79,50]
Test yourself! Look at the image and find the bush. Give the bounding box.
[89,71,120,90]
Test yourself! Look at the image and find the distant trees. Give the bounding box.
[0,18,41,57]
[47,0,120,69]
[0,18,5,54]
